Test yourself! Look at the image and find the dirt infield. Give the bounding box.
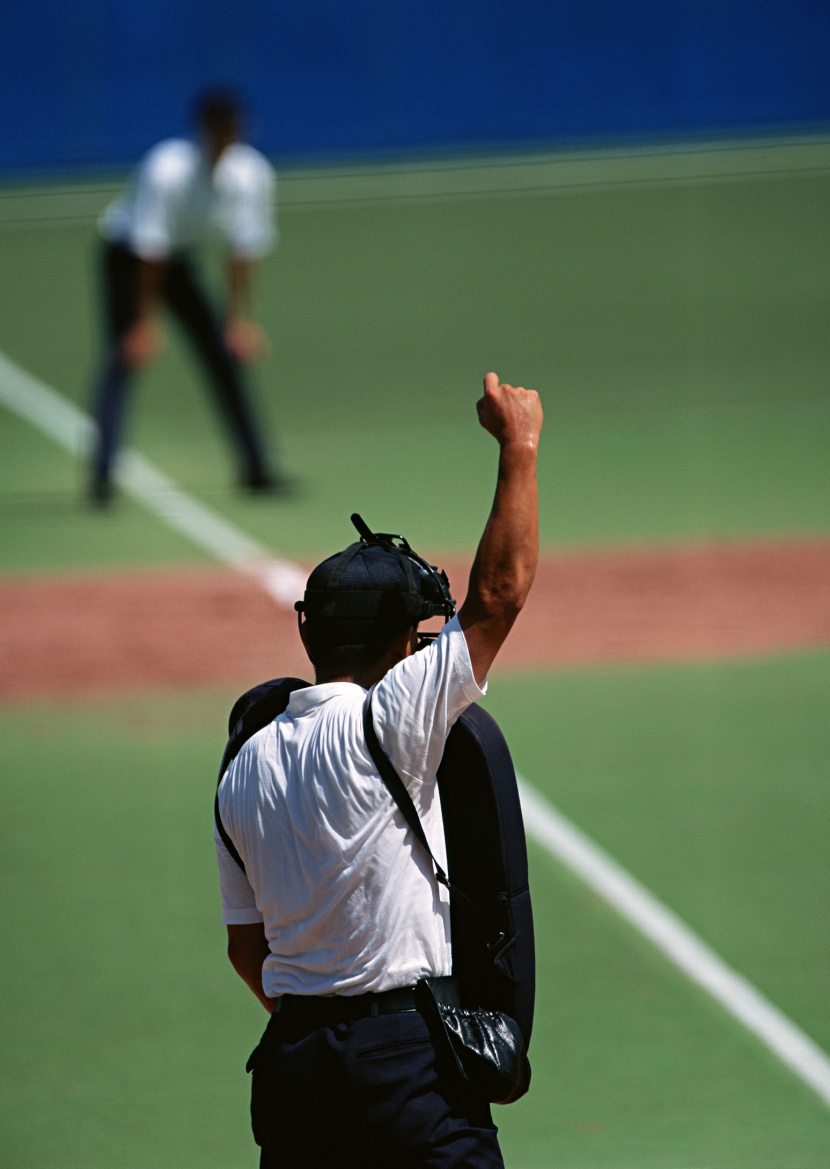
[2,537,830,702]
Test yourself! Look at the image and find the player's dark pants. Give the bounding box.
[90,242,273,492]
[248,990,504,1168]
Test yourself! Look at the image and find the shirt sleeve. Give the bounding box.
[214,151,277,258]
[214,822,263,925]
[126,159,177,260]
[370,615,486,788]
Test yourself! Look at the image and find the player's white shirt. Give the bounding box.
[100,138,276,260]
[215,615,486,998]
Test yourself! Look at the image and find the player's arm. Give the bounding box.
[459,372,543,686]
[226,923,277,1013]
[121,258,167,367]
[224,254,269,362]
[120,152,176,367]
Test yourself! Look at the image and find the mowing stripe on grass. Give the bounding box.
[2,344,830,1110]
[2,135,830,227]
[0,349,305,605]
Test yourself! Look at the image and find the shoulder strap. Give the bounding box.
[362,689,506,952]
[362,687,450,890]
[215,787,246,873]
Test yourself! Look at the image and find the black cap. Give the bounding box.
[295,516,455,646]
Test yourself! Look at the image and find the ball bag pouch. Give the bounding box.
[417,979,531,1105]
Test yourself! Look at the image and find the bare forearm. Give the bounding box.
[225,257,269,361]
[467,439,539,623]
[120,259,166,366]
[227,255,255,320]
[227,924,277,1013]
[136,258,166,319]
[459,373,543,683]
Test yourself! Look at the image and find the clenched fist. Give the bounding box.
[476,372,543,449]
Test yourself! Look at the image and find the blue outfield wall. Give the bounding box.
[3,1,830,174]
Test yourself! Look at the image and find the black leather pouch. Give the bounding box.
[417,979,531,1105]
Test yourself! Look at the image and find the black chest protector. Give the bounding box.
[216,678,536,1048]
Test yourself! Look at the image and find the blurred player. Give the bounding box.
[89,89,291,504]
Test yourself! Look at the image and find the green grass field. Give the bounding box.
[1,141,829,1166]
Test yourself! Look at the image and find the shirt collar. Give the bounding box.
[286,681,365,714]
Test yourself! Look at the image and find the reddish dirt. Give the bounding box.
[1,538,830,702]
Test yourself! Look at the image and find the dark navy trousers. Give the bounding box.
[248,1007,505,1168]
[90,242,273,491]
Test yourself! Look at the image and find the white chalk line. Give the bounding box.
[517,780,830,1108]
[1,345,829,1110]
[0,350,305,606]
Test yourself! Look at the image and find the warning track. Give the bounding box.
[2,536,829,702]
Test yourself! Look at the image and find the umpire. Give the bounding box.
[215,373,543,1167]
[89,89,289,504]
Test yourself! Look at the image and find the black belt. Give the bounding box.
[273,975,458,1024]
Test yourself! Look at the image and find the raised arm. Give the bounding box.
[459,372,543,686]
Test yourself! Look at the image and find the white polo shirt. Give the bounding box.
[100,138,276,260]
[215,615,486,998]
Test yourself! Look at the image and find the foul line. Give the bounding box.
[518,781,830,1108]
[0,349,305,606]
[1,346,829,1111]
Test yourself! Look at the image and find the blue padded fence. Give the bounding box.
[3,1,830,174]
